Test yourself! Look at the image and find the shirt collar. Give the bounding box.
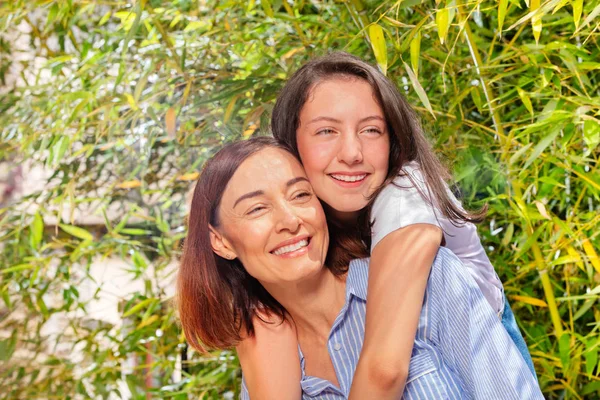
[346,257,370,301]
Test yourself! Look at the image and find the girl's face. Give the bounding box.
[210,147,329,286]
[296,78,390,220]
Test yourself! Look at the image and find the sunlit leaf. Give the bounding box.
[530,0,542,43]
[410,31,421,77]
[582,239,600,275]
[368,24,387,75]
[436,6,449,44]
[498,0,509,33]
[165,107,177,138]
[524,126,561,169]
[511,295,548,307]
[30,212,44,250]
[403,62,434,118]
[583,119,600,153]
[60,224,94,241]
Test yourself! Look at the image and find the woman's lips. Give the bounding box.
[270,237,312,259]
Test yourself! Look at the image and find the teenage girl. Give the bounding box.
[237,52,535,399]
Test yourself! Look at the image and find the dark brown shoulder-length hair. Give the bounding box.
[271,52,486,243]
[177,136,358,352]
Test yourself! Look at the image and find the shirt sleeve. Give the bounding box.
[427,248,543,399]
[370,163,443,251]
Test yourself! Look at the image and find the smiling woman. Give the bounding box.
[177,137,344,351]
[177,136,543,399]
[209,146,330,285]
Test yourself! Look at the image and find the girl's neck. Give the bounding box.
[262,269,347,340]
[324,204,360,225]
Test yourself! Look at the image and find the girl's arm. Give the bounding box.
[348,223,442,399]
[236,316,302,400]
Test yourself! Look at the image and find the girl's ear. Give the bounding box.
[209,225,237,260]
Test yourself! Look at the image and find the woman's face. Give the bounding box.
[211,147,329,285]
[296,77,390,219]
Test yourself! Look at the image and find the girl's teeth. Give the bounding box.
[331,174,367,182]
[273,239,309,256]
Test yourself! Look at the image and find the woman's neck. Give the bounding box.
[262,269,347,340]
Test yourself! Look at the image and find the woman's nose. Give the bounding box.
[274,205,301,233]
[337,132,363,165]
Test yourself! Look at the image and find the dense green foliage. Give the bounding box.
[1,0,599,398]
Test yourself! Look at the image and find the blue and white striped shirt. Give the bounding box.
[241,248,543,399]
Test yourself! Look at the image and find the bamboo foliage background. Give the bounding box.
[0,0,599,398]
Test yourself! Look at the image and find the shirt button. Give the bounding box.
[333,343,342,351]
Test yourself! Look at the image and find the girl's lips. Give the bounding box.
[328,173,369,188]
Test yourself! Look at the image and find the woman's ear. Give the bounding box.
[209,225,237,260]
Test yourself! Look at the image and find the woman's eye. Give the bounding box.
[294,191,312,200]
[247,206,266,215]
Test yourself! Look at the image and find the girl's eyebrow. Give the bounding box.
[307,115,384,125]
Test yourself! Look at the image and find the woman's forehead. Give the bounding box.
[222,148,307,203]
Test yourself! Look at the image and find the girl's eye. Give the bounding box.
[362,127,383,135]
[316,128,335,136]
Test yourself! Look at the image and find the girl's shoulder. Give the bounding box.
[375,161,433,207]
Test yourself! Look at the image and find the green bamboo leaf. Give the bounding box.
[60,224,94,241]
[501,223,514,247]
[574,299,596,321]
[261,0,274,18]
[410,31,421,77]
[574,3,600,34]
[1,264,35,274]
[368,24,387,75]
[498,0,509,33]
[572,0,583,28]
[98,11,111,26]
[523,126,561,169]
[559,333,571,369]
[585,337,598,376]
[517,88,534,117]
[30,212,44,249]
[37,296,49,318]
[552,0,570,13]
[123,298,155,318]
[531,0,542,43]
[436,6,449,44]
[120,228,151,236]
[583,119,600,153]
[403,62,435,118]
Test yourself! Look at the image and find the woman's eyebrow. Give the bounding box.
[286,177,309,187]
[233,190,263,208]
[233,177,309,208]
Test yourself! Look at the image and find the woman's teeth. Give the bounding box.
[272,239,309,256]
[330,174,367,182]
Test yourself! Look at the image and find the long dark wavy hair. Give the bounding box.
[271,52,486,251]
